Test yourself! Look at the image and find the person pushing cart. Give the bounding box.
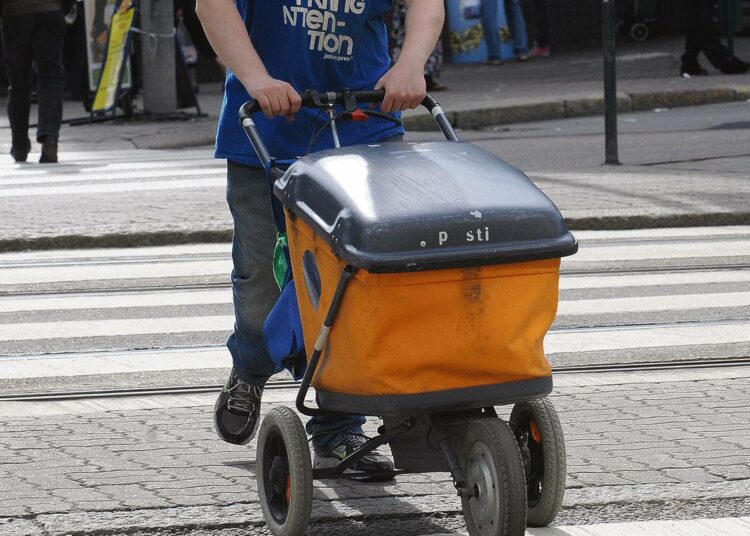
[196,0,444,473]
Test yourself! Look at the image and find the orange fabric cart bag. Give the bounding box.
[274,141,577,416]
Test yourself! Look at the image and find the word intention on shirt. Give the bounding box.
[282,0,368,61]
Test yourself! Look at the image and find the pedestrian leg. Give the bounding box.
[480,0,502,62]
[505,0,529,59]
[225,162,281,386]
[1,15,33,161]
[33,10,66,163]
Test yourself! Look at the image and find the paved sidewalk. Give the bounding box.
[1,368,749,534]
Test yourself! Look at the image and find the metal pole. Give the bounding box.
[602,0,620,165]
[140,0,177,114]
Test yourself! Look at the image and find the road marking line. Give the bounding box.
[0,243,231,263]
[558,291,750,315]
[0,315,235,341]
[0,260,232,284]
[0,177,225,198]
[560,270,750,289]
[546,321,750,354]
[571,240,750,262]
[0,289,232,313]
[0,167,224,186]
[0,347,230,378]
[571,226,750,241]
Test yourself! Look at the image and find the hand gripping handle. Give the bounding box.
[239,89,459,168]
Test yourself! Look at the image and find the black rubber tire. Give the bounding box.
[460,418,527,536]
[257,406,313,536]
[510,398,566,527]
[630,22,649,42]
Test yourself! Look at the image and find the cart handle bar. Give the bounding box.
[239,89,460,169]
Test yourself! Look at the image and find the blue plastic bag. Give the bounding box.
[262,266,307,381]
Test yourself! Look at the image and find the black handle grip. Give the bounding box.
[239,89,458,167]
[239,100,261,120]
[240,89,443,119]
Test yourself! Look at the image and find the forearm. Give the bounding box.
[195,0,267,86]
[399,0,444,71]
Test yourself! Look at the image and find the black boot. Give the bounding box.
[10,139,31,163]
[680,55,708,77]
[717,56,750,75]
[40,138,58,164]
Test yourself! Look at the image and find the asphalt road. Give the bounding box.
[1,226,749,394]
[412,99,750,174]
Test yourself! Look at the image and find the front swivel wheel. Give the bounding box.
[510,398,566,527]
[257,406,313,536]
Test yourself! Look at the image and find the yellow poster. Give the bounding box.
[92,5,135,112]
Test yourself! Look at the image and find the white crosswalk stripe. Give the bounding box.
[0,149,225,198]
[0,226,748,379]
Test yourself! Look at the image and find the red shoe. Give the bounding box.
[529,45,551,57]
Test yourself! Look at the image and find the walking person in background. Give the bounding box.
[390,0,446,91]
[1,0,67,163]
[481,0,529,64]
[681,0,748,76]
[527,0,551,57]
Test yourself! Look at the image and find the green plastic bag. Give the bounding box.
[273,232,289,290]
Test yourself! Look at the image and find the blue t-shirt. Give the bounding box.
[215,0,404,166]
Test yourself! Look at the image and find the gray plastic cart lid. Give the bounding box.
[274,141,577,273]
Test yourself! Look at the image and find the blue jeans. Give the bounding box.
[226,160,365,451]
[481,0,529,59]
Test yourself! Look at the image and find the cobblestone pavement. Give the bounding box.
[1,370,750,535]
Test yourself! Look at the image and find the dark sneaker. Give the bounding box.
[39,140,58,164]
[213,368,263,445]
[313,433,394,475]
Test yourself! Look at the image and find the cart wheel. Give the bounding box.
[257,406,313,536]
[630,22,649,42]
[460,418,527,536]
[510,398,566,527]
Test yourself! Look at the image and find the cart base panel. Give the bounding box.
[317,376,552,417]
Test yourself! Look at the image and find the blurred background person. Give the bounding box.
[681,0,749,76]
[527,0,551,57]
[1,0,66,163]
[390,0,447,91]
[481,0,529,64]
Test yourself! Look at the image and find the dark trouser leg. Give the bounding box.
[225,161,281,386]
[32,11,65,143]
[533,0,550,47]
[2,15,33,150]
[684,0,731,67]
